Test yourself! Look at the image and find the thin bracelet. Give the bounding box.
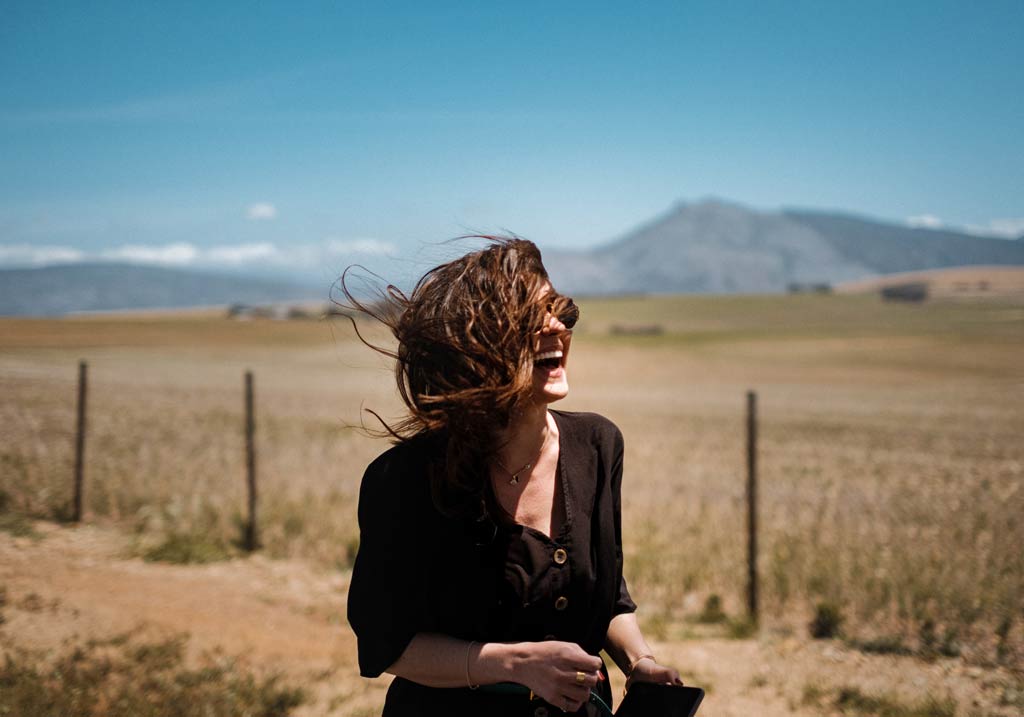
[627,653,656,676]
[466,641,480,690]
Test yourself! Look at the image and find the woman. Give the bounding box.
[345,237,681,716]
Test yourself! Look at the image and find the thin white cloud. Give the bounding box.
[0,244,85,266]
[205,242,279,264]
[0,67,313,126]
[325,237,397,256]
[906,214,943,229]
[100,243,199,266]
[0,82,247,125]
[908,214,1024,239]
[98,241,283,267]
[246,203,278,220]
[965,218,1024,239]
[0,238,403,271]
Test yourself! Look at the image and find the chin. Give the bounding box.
[541,389,569,404]
[533,377,569,404]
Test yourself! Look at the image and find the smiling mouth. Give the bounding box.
[534,349,563,371]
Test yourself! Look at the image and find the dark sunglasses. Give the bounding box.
[546,297,579,330]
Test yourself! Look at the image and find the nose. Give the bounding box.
[540,312,567,335]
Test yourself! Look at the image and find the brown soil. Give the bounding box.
[1,521,1018,717]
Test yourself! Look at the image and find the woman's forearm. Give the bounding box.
[386,633,522,688]
[605,613,683,687]
[387,632,604,712]
[604,612,655,676]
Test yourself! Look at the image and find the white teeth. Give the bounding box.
[535,350,563,361]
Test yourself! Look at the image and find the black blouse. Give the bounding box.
[347,410,636,716]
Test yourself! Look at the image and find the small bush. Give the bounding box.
[920,618,937,652]
[0,491,38,538]
[726,617,757,639]
[849,635,913,656]
[835,686,955,717]
[143,532,233,564]
[809,601,844,639]
[919,619,961,659]
[996,616,1013,664]
[938,627,961,658]
[17,593,46,613]
[0,511,37,538]
[696,594,727,624]
[748,673,768,688]
[801,683,827,706]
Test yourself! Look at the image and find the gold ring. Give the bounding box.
[575,671,586,683]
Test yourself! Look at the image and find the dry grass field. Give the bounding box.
[2,292,1023,715]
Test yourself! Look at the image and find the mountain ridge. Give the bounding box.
[0,262,324,317]
[541,199,1024,295]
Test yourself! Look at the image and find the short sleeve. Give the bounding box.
[346,449,428,677]
[610,425,637,615]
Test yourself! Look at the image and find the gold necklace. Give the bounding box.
[496,425,550,486]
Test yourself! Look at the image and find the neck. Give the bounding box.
[496,403,550,465]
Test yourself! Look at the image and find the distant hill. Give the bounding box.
[836,265,1024,299]
[542,199,1024,294]
[0,263,324,316]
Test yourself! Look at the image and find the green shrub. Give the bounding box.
[836,686,955,717]
[0,511,37,538]
[726,617,757,639]
[801,683,827,706]
[849,635,913,656]
[696,594,727,624]
[0,490,38,538]
[996,616,1013,664]
[809,601,844,639]
[143,532,232,564]
[0,632,306,717]
[938,627,961,658]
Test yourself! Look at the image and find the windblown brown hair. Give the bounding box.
[337,236,575,516]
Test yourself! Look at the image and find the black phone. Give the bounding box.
[614,682,705,717]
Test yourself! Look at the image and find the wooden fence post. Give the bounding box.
[244,370,258,551]
[72,360,88,523]
[746,389,759,624]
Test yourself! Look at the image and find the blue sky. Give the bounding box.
[1,1,1022,283]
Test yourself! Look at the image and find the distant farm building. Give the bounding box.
[881,282,928,302]
[227,303,325,320]
[609,323,665,336]
[787,282,833,294]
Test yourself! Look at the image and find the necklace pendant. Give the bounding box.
[508,462,533,486]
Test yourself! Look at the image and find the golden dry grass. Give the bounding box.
[1,293,1022,672]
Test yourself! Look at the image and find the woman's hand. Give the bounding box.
[625,657,684,690]
[513,640,602,713]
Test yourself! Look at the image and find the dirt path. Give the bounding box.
[0,521,1016,716]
